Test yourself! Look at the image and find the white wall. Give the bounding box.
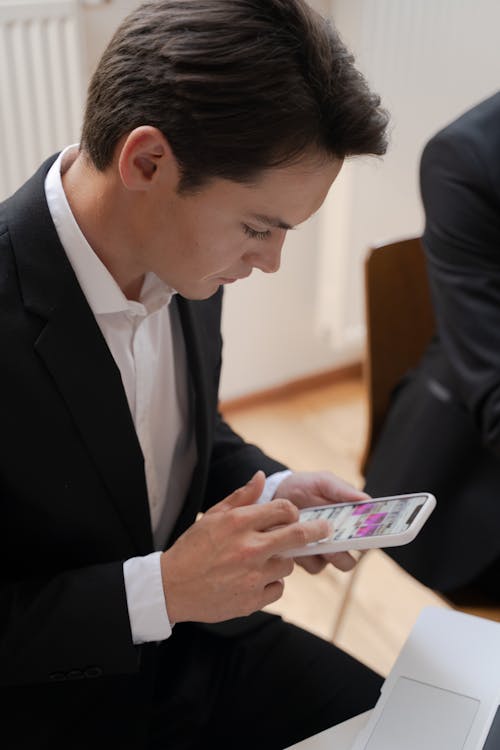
[80,0,139,78]
[219,0,352,400]
[224,0,500,399]
[219,208,353,401]
[316,0,500,356]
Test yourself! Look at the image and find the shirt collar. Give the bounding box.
[44,146,176,317]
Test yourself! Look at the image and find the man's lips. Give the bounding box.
[218,271,252,283]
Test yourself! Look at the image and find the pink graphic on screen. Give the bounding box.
[300,496,426,541]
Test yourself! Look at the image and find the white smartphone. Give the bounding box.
[284,492,436,557]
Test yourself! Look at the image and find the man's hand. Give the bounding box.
[160,471,331,625]
[274,471,370,575]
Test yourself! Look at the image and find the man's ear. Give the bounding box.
[117,126,179,191]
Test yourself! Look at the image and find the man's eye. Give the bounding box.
[243,224,271,241]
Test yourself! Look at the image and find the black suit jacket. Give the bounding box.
[365,92,500,594]
[0,157,285,747]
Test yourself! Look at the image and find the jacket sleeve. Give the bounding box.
[0,556,141,687]
[421,127,500,456]
[202,413,288,510]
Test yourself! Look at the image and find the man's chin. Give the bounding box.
[178,280,222,300]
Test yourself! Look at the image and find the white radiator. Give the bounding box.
[0,0,85,200]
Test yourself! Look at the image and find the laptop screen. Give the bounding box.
[482,706,500,750]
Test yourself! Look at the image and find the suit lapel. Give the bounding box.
[170,296,213,539]
[35,291,154,554]
[7,158,153,554]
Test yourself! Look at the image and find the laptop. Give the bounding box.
[351,607,500,750]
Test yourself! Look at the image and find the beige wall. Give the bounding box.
[81,0,139,77]
[219,0,351,399]
[317,0,500,358]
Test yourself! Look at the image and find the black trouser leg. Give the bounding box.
[148,614,382,750]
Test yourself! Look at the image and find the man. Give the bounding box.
[365,92,500,603]
[0,1,389,748]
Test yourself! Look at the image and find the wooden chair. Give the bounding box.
[333,237,435,639]
[331,237,500,642]
[361,236,435,475]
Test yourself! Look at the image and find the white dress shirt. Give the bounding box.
[44,147,290,644]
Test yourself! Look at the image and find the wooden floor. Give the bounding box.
[222,376,448,677]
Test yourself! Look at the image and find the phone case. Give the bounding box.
[283,492,436,557]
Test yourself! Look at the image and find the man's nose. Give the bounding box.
[247,239,284,274]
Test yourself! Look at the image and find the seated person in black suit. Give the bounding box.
[365,92,500,603]
[0,1,390,748]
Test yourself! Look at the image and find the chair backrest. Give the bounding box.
[361,237,436,475]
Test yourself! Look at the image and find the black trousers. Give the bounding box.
[148,613,383,750]
[3,613,382,750]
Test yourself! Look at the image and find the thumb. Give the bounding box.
[206,470,266,514]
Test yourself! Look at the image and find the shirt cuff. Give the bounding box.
[257,469,293,504]
[123,552,173,644]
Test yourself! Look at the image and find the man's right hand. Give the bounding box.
[160,471,331,625]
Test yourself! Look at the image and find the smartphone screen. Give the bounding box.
[300,495,427,542]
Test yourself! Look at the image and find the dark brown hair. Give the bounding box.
[81,0,389,191]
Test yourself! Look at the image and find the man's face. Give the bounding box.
[135,154,343,299]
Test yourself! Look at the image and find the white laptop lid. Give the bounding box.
[351,607,500,750]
